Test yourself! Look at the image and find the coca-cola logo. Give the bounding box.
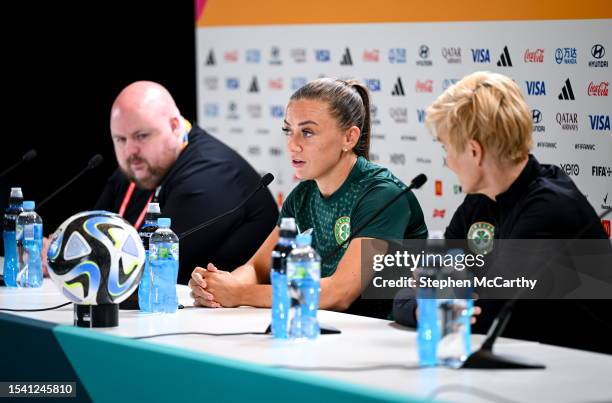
[524,48,544,63]
[415,80,433,93]
[587,81,609,96]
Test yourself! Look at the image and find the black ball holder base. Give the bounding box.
[74,304,119,328]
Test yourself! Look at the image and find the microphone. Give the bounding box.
[322,173,427,263]
[179,173,274,240]
[87,154,104,170]
[0,149,38,178]
[410,173,427,189]
[37,154,104,210]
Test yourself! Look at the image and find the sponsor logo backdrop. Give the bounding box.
[196,19,611,237]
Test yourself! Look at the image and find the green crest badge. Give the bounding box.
[334,216,351,248]
[467,221,495,255]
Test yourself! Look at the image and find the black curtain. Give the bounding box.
[1,1,196,245]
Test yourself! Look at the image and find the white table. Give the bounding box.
[1,281,611,403]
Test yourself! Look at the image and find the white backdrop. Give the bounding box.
[196,19,611,237]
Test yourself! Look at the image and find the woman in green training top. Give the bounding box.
[188,78,427,317]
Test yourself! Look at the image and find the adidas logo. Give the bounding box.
[391,77,405,96]
[340,47,353,65]
[558,78,575,100]
[496,46,512,67]
[248,77,259,93]
[205,50,215,66]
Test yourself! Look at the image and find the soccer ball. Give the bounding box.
[47,210,145,305]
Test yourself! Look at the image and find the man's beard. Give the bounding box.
[121,157,168,190]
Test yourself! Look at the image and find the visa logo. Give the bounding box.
[589,115,611,131]
[291,77,307,90]
[315,49,330,62]
[365,79,381,92]
[417,109,426,123]
[471,48,491,63]
[204,104,219,117]
[270,105,284,118]
[226,78,239,89]
[526,81,546,96]
[245,49,260,63]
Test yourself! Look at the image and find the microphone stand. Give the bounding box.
[0,149,38,178]
[37,155,104,210]
[461,298,545,369]
[179,173,274,240]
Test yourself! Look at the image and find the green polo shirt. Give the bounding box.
[280,157,428,277]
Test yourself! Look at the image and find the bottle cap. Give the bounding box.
[22,200,35,211]
[157,217,171,228]
[10,187,23,198]
[147,202,161,214]
[280,217,297,232]
[295,233,312,247]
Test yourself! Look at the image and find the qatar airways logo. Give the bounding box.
[415,80,433,93]
[441,47,461,64]
[524,48,544,63]
[556,113,578,131]
[587,81,608,97]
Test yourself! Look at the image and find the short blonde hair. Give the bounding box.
[426,71,533,163]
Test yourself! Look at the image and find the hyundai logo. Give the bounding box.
[591,44,605,59]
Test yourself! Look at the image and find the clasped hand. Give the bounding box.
[188,263,240,308]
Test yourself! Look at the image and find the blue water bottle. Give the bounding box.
[3,187,24,287]
[437,298,472,368]
[287,233,321,339]
[416,261,472,368]
[138,202,161,312]
[271,217,297,338]
[416,272,441,367]
[437,248,473,367]
[16,201,43,288]
[149,217,179,313]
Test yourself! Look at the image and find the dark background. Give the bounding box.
[1,2,196,240]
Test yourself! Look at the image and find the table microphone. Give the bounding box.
[322,173,427,263]
[37,154,104,210]
[179,173,274,240]
[0,149,37,178]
